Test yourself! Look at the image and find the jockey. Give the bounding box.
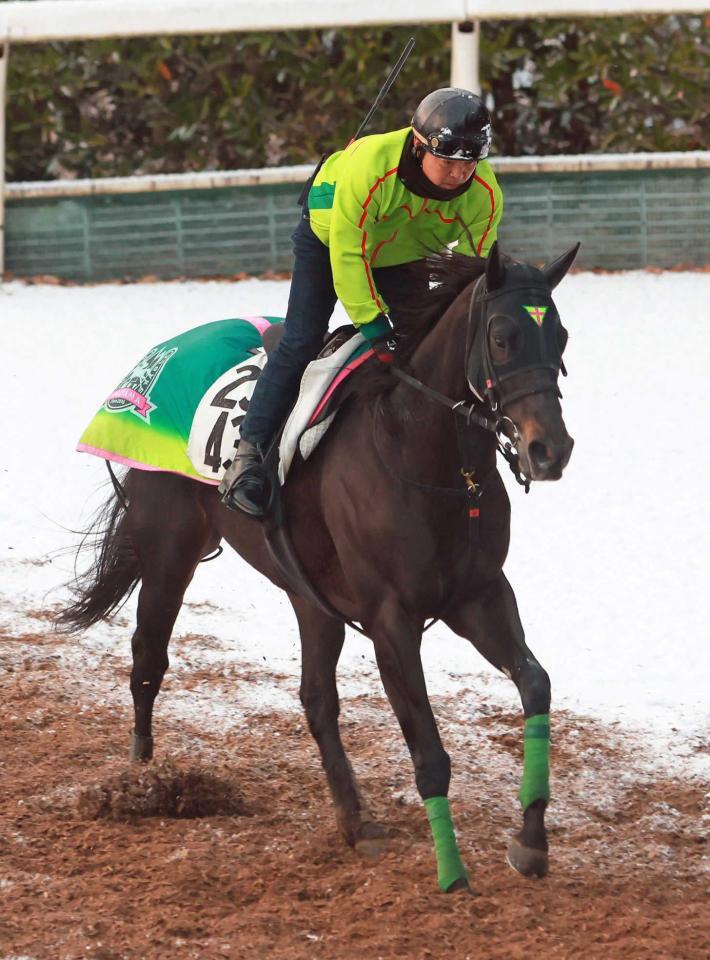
[220,87,503,518]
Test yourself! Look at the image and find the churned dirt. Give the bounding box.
[1,622,707,960]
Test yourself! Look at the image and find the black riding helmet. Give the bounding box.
[412,88,492,161]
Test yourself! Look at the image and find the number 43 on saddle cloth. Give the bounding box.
[77,316,372,485]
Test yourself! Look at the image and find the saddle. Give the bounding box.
[277,327,374,483]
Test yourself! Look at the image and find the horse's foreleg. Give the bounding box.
[293,598,387,855]
[444,573,551,878]
[370,606,470,893]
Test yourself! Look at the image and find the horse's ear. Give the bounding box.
[541,243,581,290]
[485,241,506,291]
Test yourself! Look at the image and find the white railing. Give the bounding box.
[6,151,708,201]
[1,1,706,42]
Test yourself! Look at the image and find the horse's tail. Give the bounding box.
[57,470,141,633]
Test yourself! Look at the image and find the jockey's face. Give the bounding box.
[421,151,477,190]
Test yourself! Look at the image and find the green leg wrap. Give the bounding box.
[424,796,468,891]
[518,713,551,810]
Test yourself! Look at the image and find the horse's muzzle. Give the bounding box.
[525,435,574,481]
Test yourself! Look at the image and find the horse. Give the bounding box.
[59,241,577,893]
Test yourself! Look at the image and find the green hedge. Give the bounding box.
[6,15,707,181]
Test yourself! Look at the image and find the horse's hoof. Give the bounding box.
[445,875,476,896]
[506,836,549,878]
[353,821,390,859]
[129,732,154,763]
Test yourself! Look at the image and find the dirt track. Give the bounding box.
[1,621,707,960]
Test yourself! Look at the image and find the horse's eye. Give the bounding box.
[494,336,506,349]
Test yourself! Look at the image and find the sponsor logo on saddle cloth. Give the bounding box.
[523,305,548,327]
[105,345,177,422]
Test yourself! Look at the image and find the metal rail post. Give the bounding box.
[0,40,8,278]
[450,20,480,94]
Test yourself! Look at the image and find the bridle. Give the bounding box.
[389,273,566,493]
[262,254,574,640]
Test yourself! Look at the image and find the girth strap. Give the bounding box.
[263,487,438,638]
[263,493,370,635]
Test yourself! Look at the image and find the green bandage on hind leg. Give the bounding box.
[424,796,468,891]
[518,713,551,809]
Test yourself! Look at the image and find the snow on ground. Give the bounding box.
[0,270,708,777]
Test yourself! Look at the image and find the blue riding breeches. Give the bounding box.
[239,210,427,450]
[239,212,336,448]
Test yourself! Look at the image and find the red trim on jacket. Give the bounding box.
[370,230,399,267]
[473,174,496,255]
[361,231,385,312]
[422,205,474,252]
[358,166,400,228]
[424,206,458,225]
[357,166,399,313]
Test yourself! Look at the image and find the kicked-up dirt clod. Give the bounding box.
[77,761,250,821]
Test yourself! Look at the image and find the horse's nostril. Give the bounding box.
[528,438,572,478]
[528,441,550,469]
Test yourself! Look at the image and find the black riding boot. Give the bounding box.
[219,440,270,519]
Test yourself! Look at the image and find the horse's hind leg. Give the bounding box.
[444,573,551,879]
[293,597,388,855]
[128,474,216,761]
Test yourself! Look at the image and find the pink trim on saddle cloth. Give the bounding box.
[241,316,272,335]
[307,348,375,427]
[76,444,220,486]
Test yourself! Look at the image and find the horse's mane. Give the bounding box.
[342,250,486,403]
[386,250,486,365]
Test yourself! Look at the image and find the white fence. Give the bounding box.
[6,151,708,279]
[1,1,707,42]
[7,151,709,201]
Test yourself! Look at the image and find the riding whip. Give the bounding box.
[297,37,416,206]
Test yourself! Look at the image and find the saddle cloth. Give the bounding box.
[77,316,373,486]
[78,317,279,483]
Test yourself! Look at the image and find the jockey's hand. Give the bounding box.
[361,313,397,364]
[372,336,397,364]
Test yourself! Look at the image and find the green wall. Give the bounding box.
[5,166,708,281]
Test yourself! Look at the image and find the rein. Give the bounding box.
[386,367,531,498]
[389,366,499,433]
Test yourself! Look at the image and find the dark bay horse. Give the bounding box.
[60,242,577,893]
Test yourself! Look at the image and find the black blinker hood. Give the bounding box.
[466,281,564,408]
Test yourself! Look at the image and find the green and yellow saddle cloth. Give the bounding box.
[78,316,374,483]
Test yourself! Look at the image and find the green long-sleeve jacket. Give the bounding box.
[308,127,503,330]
